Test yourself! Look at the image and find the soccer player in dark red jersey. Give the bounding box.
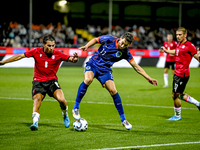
[0,35,79,130]
[161,33,177,88]
[160,27,200,121]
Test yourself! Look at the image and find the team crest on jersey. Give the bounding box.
[86,66,91,70]
[171,43,173,46]
[52,55,55,59]
[40,54,42,57]
[182,45,185,49]
[116,51,122,58]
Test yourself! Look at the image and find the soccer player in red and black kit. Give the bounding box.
[160,27,200,121]
[0,35,79,130]
[162,33,177,88]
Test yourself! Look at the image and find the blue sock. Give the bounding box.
[73,82,89,110]
[112,92,126,122]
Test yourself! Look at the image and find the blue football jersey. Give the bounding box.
[88,35,133,72]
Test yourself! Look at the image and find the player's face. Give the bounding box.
[167,34,173,42]
[176,31,187,44]
[118,38,130,50]
[43,40,55,54]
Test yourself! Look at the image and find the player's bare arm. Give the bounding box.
[129,60,158,86]
[193,48,200,62]
[68,52,79,63]
[0,53,25,65]
[79,38,98,51]
[159,46,175,55]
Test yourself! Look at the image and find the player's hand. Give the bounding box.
[72,52,79,63]
[148,78,158,86]
[0,61,5,66]
[159,46,166,52]
[79,45,88,51]
[196,47,200,58]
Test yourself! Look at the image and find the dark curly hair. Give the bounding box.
[122,32,134,44]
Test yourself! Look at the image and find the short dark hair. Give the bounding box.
[122,32,134,44]
[43,34,55,44]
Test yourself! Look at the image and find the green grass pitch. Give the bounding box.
[0,67,200,150]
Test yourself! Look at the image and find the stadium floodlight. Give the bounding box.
[59,0,67,6]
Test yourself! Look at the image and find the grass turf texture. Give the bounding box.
[0,67,200,150]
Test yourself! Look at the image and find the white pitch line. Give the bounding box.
[90,141,200,150]
[0,96,197,110]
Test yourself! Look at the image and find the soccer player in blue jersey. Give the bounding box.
[72,32,158,130]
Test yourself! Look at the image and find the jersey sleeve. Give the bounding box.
[189,43,197,56]
[58,51,70,61]
[24,48,36,58]
[126,50,134,63]
[163,42,167,48]
[173,41,178,49]
[97,35,115,45]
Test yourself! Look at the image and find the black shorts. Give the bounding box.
[32,79,61,97]
[164,61,175,70]
[173,74,189,94]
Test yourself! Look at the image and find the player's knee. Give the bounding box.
[172,93,180,100]
[58,97,66,103]
[109,88,117,95]
[33,94,43,102]
[180,93,187,100]
[84,78,93,85]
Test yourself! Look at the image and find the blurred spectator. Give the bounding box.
[1,21,200,48]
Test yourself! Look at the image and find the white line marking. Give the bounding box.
[90,141,200,150]
[0,96,197,110]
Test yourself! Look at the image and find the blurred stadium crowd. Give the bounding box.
[1,21,200,49]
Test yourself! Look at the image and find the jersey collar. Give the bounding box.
[116,39,119,49]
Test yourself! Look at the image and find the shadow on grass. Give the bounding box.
[89,124,200,136]
[21,122,63,128]
[137,88,164,91]
[157,114,192,121]
[90,124,130,132]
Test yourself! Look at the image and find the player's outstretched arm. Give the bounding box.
[68,52,79,63]
[79,38,98,51]
[0,53,25,66]
[193,47,200,62]
[159,46,175,55]
[130,59,158,86]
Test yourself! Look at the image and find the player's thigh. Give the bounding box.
[104,80,117,95]
[84,71,95,85]
[53,89,66,102]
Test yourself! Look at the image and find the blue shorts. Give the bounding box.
[85,62,114,85]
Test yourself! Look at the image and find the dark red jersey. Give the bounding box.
[175,41,197,77]
[164,40,177,62]
[25,47,69,82]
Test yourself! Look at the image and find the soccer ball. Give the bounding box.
[73,118,88,131]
